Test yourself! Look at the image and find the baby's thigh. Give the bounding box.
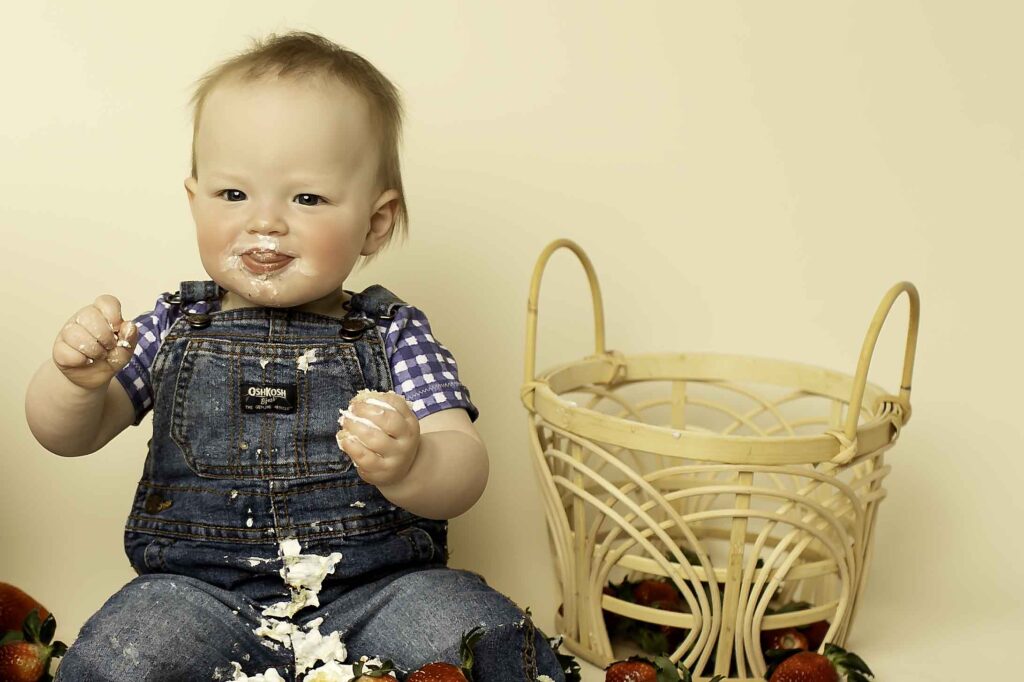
[55,573,291,682]
[317,567,565,681]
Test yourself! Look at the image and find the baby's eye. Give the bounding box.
[217,189,246,202]
[295,193,326,207]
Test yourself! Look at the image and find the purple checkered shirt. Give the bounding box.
[115,292,479,426]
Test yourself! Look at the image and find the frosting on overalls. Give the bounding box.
[123,280,446,607]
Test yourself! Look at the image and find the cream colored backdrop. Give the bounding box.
[2,2,1021,679]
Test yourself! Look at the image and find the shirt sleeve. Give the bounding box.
[379,305,480,423]
[114,293,214,426]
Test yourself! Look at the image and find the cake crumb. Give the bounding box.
[297,349,318,373]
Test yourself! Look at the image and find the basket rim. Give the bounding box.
[523,350,901,465]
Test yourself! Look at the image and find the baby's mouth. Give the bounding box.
[240,249,295,274]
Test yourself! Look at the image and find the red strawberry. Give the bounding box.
[765,643,874,682]
[801,620,830,650]
[604,656,656,682]
[406,662,468,682]
[407,625,483,682]
[626,579,686,655]
[0,642,50,682]
[761,627,809,653]
[0,583,50,633]
[0,609,67,682]
[604,656,722,682]
[632,580,681,610]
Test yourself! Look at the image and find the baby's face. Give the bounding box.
[184,76,397,311]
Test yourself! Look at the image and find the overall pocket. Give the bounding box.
[396,520,448,564]
[125,533,175,574]
[169,338,367,479]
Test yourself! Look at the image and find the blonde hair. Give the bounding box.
[187,30,408,268]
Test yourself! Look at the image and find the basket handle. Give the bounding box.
[843,281,921,439]
[523,239,607,392]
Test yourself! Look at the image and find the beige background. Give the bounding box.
[2,1,1021,679]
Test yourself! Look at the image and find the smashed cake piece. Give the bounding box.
[336,390,417,452]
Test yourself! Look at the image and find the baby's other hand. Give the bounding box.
[52,294,139,390]
[337,393,420,487]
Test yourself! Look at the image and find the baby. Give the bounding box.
[25,31,567,681]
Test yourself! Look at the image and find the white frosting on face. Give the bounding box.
[219,235,298,305]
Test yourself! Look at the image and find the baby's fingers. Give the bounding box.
[56,321,108,364]
[108,320,139,367]
[52,336,96,369]
[92,294,126,337]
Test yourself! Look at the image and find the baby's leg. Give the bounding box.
[55,573,292,682]
[302,566,566,681]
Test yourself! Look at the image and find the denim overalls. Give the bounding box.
[55,281,567,681]
[122,280,445,607]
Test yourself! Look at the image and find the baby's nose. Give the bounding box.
[249,219,287,234]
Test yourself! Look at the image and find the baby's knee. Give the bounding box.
[55,576,278,682]
[54,579,180,681]
[470,614,567,682]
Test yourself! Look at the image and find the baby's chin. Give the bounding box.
[211,272,317,310]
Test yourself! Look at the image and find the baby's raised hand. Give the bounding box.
[52,294,139,390]
[337,393,420,487]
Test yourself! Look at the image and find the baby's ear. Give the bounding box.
[184,176,198,204]
[363,189,400,254]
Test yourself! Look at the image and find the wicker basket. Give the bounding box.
[520,239,919,681]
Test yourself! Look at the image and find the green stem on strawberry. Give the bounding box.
[458,625,485,681]
[3,609,67,682]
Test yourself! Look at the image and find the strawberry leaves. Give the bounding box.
[764,643,874,681]
[458,625,485,680]
[351,657,397,678]
[823,643,874,682]
[0,608,67,682]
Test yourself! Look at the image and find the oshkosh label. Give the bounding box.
[241,383,297,414]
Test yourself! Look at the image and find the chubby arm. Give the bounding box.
[378,408,488,520]
[25,295,139,457]
[26,360,137,457]
[340,402,489,520]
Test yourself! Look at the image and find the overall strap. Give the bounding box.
[347,284,407,321]
[177,280,224,306]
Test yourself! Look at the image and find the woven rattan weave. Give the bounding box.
[521,239,918,680]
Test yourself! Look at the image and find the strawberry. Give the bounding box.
[801,620,830,651]
[760,627,809,653]
[406,662,468,682]
[765,643,874,682]
[604,656,656,682]
[604,655,723,682]
[632,580,681,611]
[763,601,830,650]
[632,579,686,651]
[407,625,483,682]
[0,642,50,682]
[351,657,399,681]
[0,609,67,682]
[0,583,50,634]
